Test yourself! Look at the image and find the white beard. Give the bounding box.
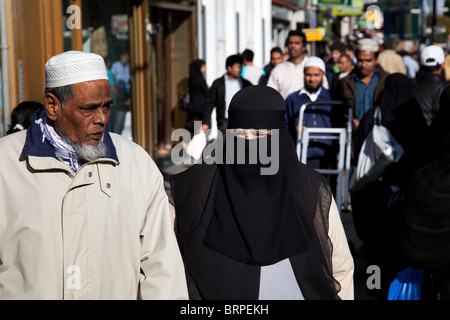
[60,132,107,161]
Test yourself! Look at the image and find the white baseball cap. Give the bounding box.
[420,45,445,67]
[45,51,109,88]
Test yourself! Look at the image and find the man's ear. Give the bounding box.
[43,93,61,121]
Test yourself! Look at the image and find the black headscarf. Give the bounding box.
[188,59,208,115]
[203,85,309,266]
[379,73,412,126]
[189,59,205,78]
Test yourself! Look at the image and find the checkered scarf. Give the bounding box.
[35,113,81,173]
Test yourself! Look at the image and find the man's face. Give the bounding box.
[356,51,377,78]
[304,66,324,92]
[287,35,305,60]
[121,52,130,64]
[227,62,243,79]
[52,80,112,146]
[270,52,284,67]
[337,56,352,73]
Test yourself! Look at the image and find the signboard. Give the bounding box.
[332,7,364,16]
[331,0,364,16]
[318,0,348,5]
[302,28,323,41]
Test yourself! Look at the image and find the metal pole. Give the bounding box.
[432,0,437,43]
[0,0,11,136]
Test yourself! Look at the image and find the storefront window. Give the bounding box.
[62,0,133,139]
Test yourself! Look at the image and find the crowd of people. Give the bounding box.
[181,30,450,300]
[2,28,450,301]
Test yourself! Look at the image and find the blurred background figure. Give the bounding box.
[345,43,357,66]
[111,50,131,135]
[6,101,44,135]
[258,46,284,86]
[331,53,353,98]
[377,40,407,75]
[202,54,252,137]
[325,39,346,97]
[337,53,353,80]
[241,48,265,85]
[398,47,420,83]
[186,59,208,134]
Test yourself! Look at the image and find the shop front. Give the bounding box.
[0,0,197,157]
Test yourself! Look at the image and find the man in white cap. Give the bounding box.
[285,56,339,192]
[336,38,389,128]
[0,51,188,300]
[411,45,449,129]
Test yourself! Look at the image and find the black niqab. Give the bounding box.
[203,86,309,265]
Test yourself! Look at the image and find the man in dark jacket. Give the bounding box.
[335,38,389,130]
[201,54,252,137]
[411,45,449,131]
[285,56,340,195]
[285,57,336,164]
[406,45,450,171]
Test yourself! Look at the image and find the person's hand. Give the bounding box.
[201,124,209,132]
[352,118,359,130]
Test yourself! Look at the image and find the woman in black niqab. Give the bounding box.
[203,85,309,265]
[171,85,348,300]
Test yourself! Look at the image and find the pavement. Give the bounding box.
[155,153,380,300]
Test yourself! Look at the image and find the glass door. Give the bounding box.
[62,0,133,139]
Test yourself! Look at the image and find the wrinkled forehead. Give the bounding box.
[69,80,112,103]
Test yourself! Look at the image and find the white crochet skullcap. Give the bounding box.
[45,51,108,88]
[356,38,379,52]
[304,56,326,72]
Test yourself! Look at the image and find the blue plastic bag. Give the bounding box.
[388,266,424,300]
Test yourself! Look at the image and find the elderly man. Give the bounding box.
[0,51,188,300]
[336,38,389,128]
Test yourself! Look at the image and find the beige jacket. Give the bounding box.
[0,131,188,300]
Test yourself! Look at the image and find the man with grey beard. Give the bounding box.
[0,51,188,300]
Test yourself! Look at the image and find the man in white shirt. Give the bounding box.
[268,30,328,99]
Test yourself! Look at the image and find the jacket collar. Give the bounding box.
[21,110,119,164]
[298,87,329,100]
